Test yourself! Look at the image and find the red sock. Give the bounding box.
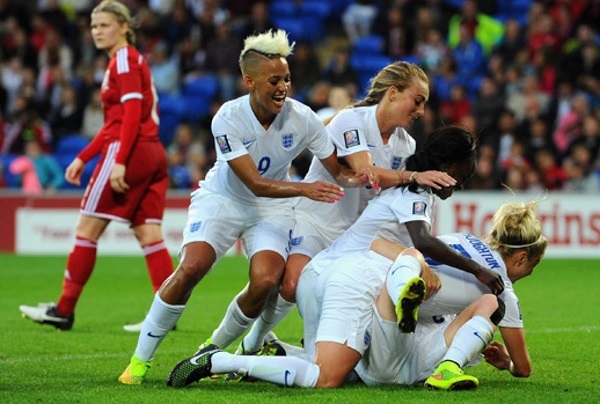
[143,240,174,292]
[57,237,97,316]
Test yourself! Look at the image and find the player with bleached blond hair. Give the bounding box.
[119,29,374,385]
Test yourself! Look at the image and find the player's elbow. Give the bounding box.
[513,363,532,378]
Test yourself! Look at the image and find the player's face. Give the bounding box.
[247,57,291,124]
[433,158,476,200]
[393,79,429,127]
[90,12,128,55]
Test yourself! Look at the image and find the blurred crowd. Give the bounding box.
[0,0,599,194]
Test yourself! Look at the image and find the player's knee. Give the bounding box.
[279,278,298,302]
[490,296,506,326]
[176,257,210,286]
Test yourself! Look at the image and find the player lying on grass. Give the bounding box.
[166,200,546,389]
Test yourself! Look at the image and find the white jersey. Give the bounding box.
[200,95,335,206]
[310,185,435,273]
[420,233,522,328]
[293,106,416,243]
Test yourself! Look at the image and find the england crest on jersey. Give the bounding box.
[282,133,294,149]
[391,156,403,170]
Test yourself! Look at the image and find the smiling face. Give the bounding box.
[90,11,128,56]
[245,56,291,125]
[392,79,429,128]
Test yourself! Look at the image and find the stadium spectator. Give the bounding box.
[81,86,104,139]
[237,1,275,40]
[342,0,378,44]
[2,94,52,155]
[203,20,243,102]
[447,0,504,56]
[118,28,374,386]
[321,47,359,90]
[9,137,64,194]
[533,148,567,191]
[47,83,84,145]
[19,0,174,333]
[287,41,322,102]
[439,83,471,125]
[149,40,181,97]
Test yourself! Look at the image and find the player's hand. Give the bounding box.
[412,170,456,190]
[300,181,345,203]
[420,262,441,300]
[337,166,379,190]
[483,341,511,370]
[65,157,85,186]
[110,163,129,193]
[475,266,505,295]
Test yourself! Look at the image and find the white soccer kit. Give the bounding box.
[356,233,522,385]
[297,186,435,358]
[182,95,335,260]
[291,105,416,257]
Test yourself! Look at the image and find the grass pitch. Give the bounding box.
[1,254,598,403]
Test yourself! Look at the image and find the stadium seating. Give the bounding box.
[55,134,90,155]
[0,154,21,188]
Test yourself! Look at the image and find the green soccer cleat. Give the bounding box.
[118,355,152,385]
[396,277,426,333]
[424,361,479,391]
[167,344,221,388]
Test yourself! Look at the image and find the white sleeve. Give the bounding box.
[211,114,248,161]
[306,111,335,160]
[327,109,370,158]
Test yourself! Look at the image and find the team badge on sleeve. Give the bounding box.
[282,133,294,149]
[412,201,427,215]
[344,130,360,148]
[216,135,232,154]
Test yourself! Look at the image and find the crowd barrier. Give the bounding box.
[1,191,598,258]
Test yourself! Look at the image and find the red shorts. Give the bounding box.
[81,139,168,227]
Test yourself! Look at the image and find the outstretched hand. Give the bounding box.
[300,180,345,203]
[413,170,456,190]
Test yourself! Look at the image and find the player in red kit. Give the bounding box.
[19,0,173,331]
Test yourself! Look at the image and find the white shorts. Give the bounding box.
[182,190,294,261]
[289,214,344,258]
[296,250,391,360]
[356,310,449,386]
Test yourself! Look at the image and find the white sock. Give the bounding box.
[243,293,296,352]
[135,293,185,361]
[277,341,311,360]
[210,352,319,388]
[386,255,422,303]
[443,316,494,367]
[211,296,255,349]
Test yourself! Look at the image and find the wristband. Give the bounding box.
[409,171,418,184]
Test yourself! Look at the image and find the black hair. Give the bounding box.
[404,125,477,192]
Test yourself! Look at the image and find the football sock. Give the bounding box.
[276,340,311,360]
[385,255,422,303]
[211,295,255,349]
[57,237,97,316]
[142,240,174,292]
[243,292,296,352]
[443,315,494,367]
[211,352,320,388]
[135,293,185,362]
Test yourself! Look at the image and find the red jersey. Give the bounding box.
[98,45,159,163]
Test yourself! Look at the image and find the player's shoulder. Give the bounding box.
[113,46,143,72]
[284,97,317,117]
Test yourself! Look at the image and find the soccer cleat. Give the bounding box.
[396,277,426,333]
[226,331,281,381]
[118,355,152,385]
[167,344,220,388]
[19,303,74,331]
[258,340,287,357]
[424,361,479,391]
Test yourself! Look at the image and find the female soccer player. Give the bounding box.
[166,199,545,390]
[19,0,173,331]
[119,29,373,384]
[356,200,547,389]
[239,61,456,355]
[166,124,504,388]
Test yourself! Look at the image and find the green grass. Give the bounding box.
[1,254,598,403]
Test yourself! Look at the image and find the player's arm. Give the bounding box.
[405,220,505,295]
[227,154,345,203]
[344,150,455,190]
[483,328,531,377]
[318,150,377,189]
